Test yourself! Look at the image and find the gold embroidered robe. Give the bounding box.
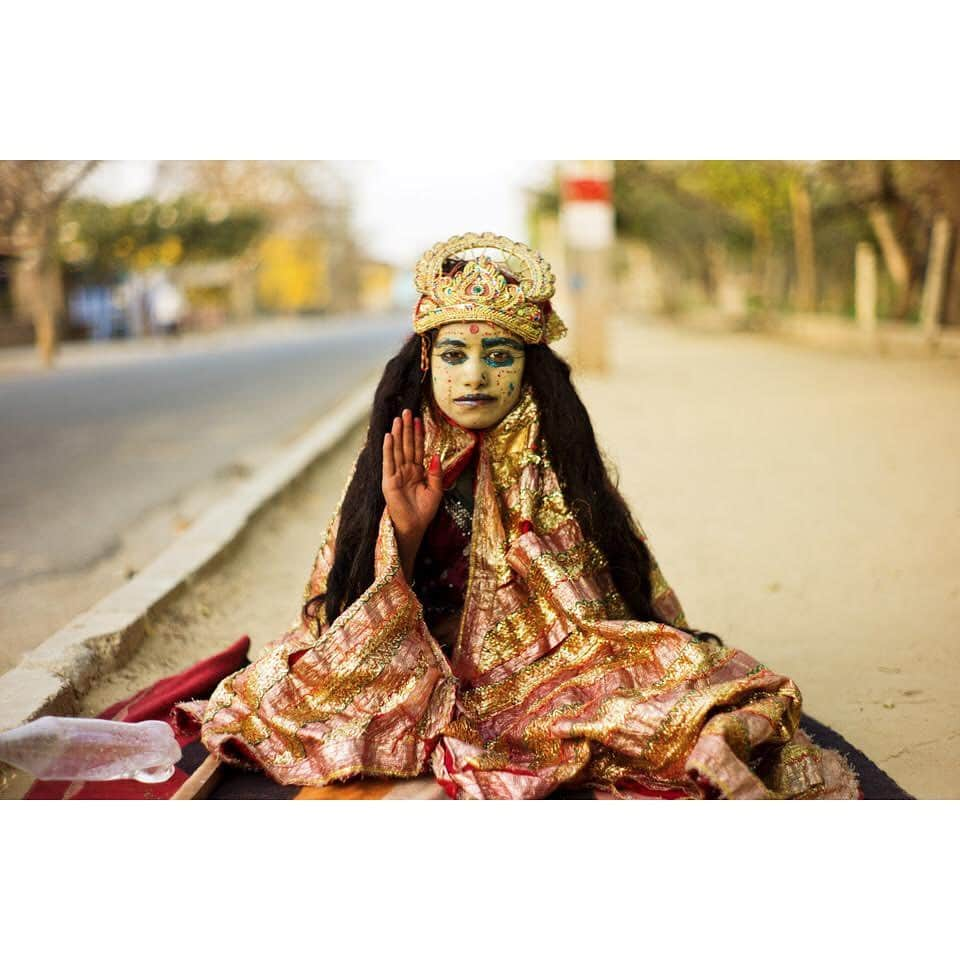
[177,387,859,799]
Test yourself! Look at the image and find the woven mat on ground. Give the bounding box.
[24,637,914,800]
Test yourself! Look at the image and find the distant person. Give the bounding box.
[151,278,183,337]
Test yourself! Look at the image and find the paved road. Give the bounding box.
[0,314,409,666]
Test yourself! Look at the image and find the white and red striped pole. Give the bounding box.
[559,160,615,372]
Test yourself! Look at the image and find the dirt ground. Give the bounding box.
[4,317,957,799]
[576,318,959,799]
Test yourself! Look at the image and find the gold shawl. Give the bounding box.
[183,387,859,799]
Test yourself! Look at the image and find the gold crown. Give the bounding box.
[413,232,566,345]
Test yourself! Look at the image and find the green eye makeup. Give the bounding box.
[437,348,519,367]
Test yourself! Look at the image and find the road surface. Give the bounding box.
[0,313,409,671]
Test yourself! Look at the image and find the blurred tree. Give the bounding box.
[671,161,797,311]
[818,161,922,319]
[819,160,960,324]
[613,161,751,305]
[887,161,960,326]
[803,172,873,317]
[614,161,895,319]
[59,196,265,281]
[535,160,960,326]
[154,161,360,313]
[788,172,817,312]
[0,161,99,365]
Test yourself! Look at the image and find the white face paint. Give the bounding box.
[430,321,526,430]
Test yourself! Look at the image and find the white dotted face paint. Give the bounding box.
[430,321,526,429]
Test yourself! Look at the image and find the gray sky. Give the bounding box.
[79,160,555,269]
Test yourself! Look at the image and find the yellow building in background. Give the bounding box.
[358,259,396,311]
[256,234,331,314]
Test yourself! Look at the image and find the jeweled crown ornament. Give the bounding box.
[413,232,567,345]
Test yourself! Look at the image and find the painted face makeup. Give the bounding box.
[430,321,526,430]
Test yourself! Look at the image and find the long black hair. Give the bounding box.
[306,264,722,644]
[305,332,425,628]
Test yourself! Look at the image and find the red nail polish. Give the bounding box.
[430,454,440,473]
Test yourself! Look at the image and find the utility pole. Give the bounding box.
[789,178,817,313]
[855,242,878,342]
[559,161,615,373]
[920,214,951,345]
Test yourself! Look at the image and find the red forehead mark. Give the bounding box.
[469,324,479,334]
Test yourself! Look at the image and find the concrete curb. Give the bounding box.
[0,374,377,738]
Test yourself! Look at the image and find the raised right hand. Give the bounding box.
[382,408,443,540]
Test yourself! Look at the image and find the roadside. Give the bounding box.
[2,459,260,676]
[0,313,407,673]
[576,315,959,799]
[3,314,956,799]
[0,362,378,796]
[0,421,367,799]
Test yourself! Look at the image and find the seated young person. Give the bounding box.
[176,232,859,800]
